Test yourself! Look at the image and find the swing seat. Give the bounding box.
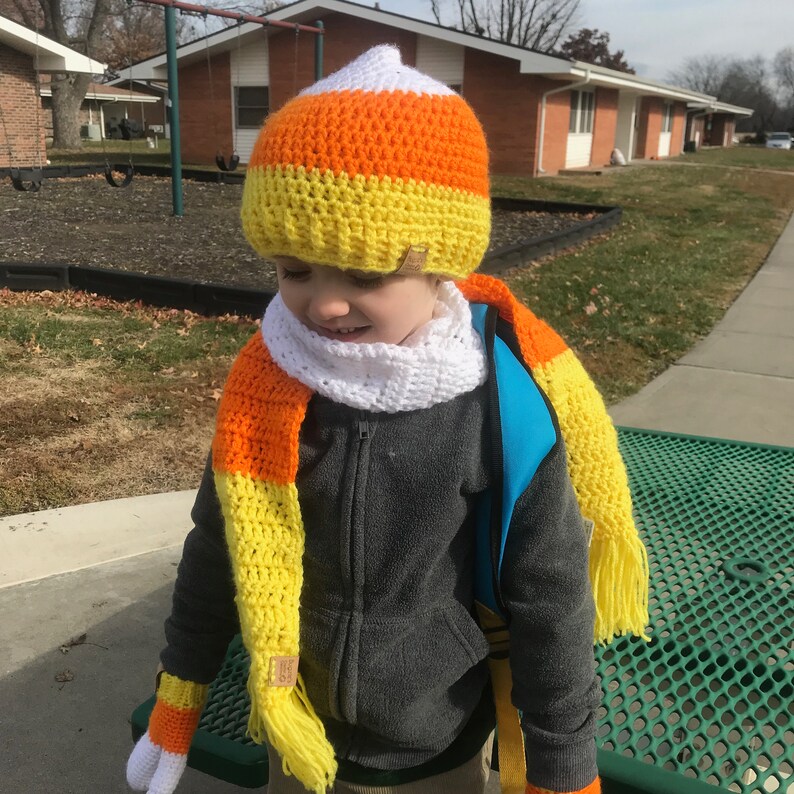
[10,168,43,192]
[216,153,240,172]
[104,163,134,188]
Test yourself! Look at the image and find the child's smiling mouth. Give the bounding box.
[314,325,372,342]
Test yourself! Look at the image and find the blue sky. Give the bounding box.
[364,0,793,82]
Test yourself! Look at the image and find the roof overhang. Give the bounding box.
[685,100,754,117]
[0,14,105,74]
[39,85,160,103]
[107,0,754,117]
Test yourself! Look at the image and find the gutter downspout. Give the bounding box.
[537,68,591,176]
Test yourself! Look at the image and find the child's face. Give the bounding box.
[275,257,441,345]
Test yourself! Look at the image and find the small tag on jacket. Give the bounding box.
[269,656,299,687]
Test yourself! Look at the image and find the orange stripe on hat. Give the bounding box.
[248,91,490,198]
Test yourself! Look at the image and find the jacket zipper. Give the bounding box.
[336,411,371,724]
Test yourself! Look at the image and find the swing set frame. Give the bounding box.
[131,0,325,216]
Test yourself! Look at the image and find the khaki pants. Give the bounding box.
[266,734,494,794]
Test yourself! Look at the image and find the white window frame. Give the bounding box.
[662,102,674,133]
[569,90,595,135]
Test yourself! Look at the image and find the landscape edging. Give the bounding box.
[1,183,621,316]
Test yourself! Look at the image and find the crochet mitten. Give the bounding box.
[526,778,601,794]
[127,672,209,794]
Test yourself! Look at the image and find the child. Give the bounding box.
[127,45,647,794]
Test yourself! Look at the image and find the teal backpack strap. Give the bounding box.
[470,302,560,792]
[470,303,559,620]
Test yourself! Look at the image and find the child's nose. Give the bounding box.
[309,291,351,322]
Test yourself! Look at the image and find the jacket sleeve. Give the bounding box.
[500,434,602,792]
[159,452,240,684]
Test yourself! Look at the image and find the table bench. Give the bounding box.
[131,427,793,793]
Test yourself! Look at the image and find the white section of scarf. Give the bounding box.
[261,282,487,414]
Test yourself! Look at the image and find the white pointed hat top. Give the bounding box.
[300,44,456,98]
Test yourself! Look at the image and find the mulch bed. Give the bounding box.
[1,175,590,290]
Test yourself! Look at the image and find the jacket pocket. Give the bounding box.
[355,602,489,748]
[299,606,346,721]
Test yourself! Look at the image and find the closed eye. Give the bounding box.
[279,268,311,281]
[349,275,385,289]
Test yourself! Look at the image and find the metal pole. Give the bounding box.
[165,4,184,216]
[314,20,324,81]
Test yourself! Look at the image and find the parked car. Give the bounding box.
[765,132,792,150]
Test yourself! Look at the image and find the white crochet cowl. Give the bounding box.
[261,282,487,413]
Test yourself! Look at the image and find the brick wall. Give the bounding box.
[669,101,686,156]
[463,48,545,176]
[178,52,233,165]
[709,114,734,147]
[591,87,619,167]
[0,44,46,168]
[268,12,417,113]
[635,96,662,159]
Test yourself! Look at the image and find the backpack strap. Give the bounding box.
[470,302,558,794]
[470,303,558,616]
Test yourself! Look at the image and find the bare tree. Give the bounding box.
[430,0,580,52]
[667,54,729,97]
[0,0,281,149]
[668,54,780,134]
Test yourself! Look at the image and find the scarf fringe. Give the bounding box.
[590,529,650,645]
[247,672,337,794]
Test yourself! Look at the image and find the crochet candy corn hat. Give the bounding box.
[241,44,491,279]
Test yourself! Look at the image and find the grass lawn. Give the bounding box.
[669,144,794,171]
[495,153,794,403]
[0,291,257,515]
[2,148,793,513]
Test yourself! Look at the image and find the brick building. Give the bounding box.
[0,15,105,169]
[117,0,752,175]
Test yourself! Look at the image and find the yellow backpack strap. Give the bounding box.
[476,602,526,794]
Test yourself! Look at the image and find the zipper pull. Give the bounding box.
[358,416,370,440]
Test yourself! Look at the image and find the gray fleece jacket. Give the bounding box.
[161,383,601,791]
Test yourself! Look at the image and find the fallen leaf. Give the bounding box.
[55,670,74,683]
[211,389,223,402]
[91,338,104,347]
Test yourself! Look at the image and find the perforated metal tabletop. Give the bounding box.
[131,428,794,792]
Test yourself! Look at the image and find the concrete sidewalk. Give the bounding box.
[610,209,794,447]
[1,211,793,793]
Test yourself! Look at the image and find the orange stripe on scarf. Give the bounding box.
[212,333,312,484]
[458,274,569,368]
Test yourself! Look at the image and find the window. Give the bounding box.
[662,103,674,133]
[236,86,269,128]
[569,90,595,134]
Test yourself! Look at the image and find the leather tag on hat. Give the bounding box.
[269,656,299,687]
[394,245,428,274]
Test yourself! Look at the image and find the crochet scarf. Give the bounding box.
[261,281,487,413]
[212,273,649,794]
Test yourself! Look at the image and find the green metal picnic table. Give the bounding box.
[131,427,793,793]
